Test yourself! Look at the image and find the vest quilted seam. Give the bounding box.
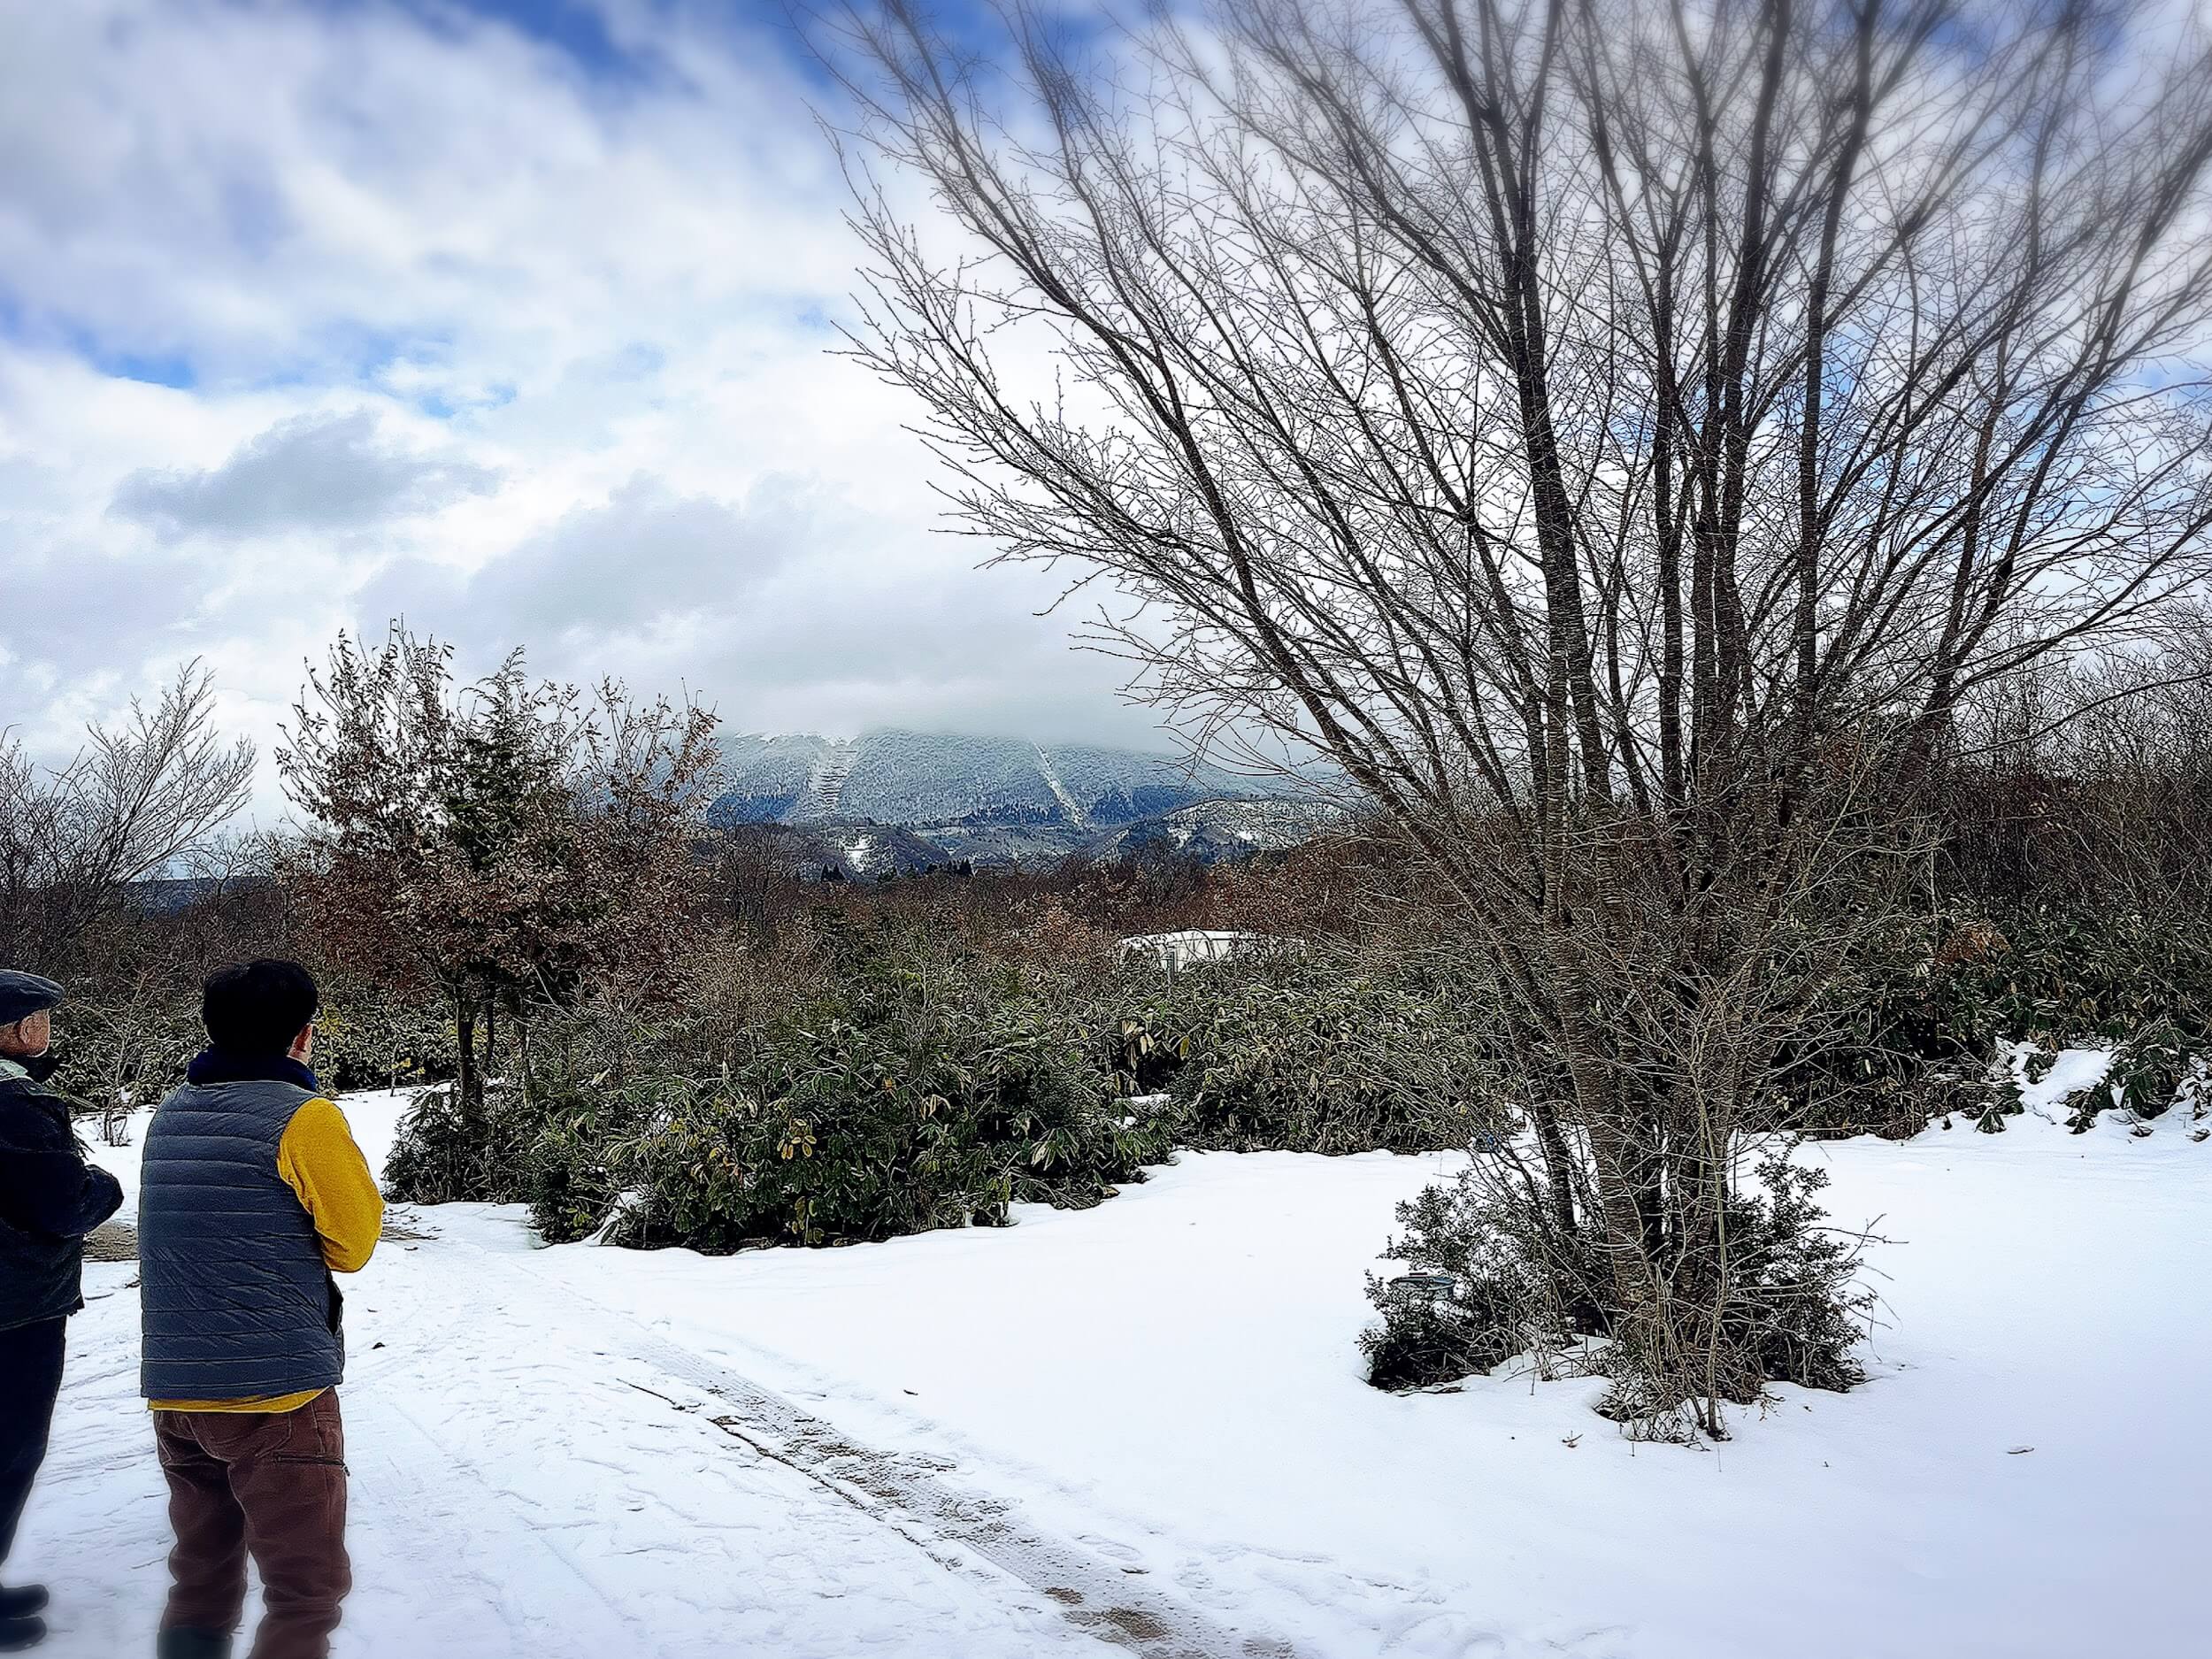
[138,1079,347,1402]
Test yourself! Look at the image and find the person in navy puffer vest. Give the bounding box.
[140,961,381,1659]
[0,970,125,1655]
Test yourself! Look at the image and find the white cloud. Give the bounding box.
[112,410,498,541]
[0,0,1154,819]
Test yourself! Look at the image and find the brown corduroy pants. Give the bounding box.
[154,1391,351,1659]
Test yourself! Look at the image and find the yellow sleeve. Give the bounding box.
[276,1097,384,1274]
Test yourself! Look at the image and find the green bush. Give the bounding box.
[1359,1147,1870,1410]
[1784,904,2212,1138]
[314,987,460,1094]
[383,926,1523,1251]
[388,926,1175,1249]
[1357,1174,1569,1390]
[382,1080,536,1204]
[1933,907,2212,1049]
[58,994,205,1127]
[2101,1021,2209,1128]
[1095,954,1502,1155]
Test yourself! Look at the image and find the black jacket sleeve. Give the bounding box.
[0,1087,126,1240]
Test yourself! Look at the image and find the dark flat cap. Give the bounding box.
[0,971,64,1025]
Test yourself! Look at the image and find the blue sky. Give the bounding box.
[410,0,647,69]
[0,0,1151,818]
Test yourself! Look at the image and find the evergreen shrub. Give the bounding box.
[387,923,1174,1248]
[1094,952,1502,1155]
[1359,1146,1872,1419]
[1785,904,2212,1138]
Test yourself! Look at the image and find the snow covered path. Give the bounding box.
[18,1082,2209,1657]
[31,1227,1140,1657]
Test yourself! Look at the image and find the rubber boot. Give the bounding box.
[0,1590,46,1622]
[0,1615,44,1654]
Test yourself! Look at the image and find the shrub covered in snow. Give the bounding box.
[2098,1022,2211,1133]
[1780,905,2212,1139]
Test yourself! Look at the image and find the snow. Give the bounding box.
[21,1077,2207,1657]
[716,729,1282,832]
[1032,742,1094,831]
[795,736,860,822]
[2008,1043,2116,1122]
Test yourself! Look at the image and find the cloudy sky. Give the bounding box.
[0,0,1157,816]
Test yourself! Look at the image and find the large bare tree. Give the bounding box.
[833,0,2212,1431]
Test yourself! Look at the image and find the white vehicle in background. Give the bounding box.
[1116,930,1302,974]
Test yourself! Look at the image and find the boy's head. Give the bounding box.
[203,959,320,1057]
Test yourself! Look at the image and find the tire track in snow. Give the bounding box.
[346,1225,1117,1658]
[615,1330,1300,1659]
[424,1225,1308,1659]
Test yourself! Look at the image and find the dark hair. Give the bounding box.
[202,959,320,1056]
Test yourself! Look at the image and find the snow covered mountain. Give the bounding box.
[709,730,1333,867]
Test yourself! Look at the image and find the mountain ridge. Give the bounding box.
[710,728,1302,829]
[708,728,1338,870]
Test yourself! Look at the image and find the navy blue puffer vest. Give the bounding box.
[139,1079,344,1401]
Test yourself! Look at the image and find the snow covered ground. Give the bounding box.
[19,1068,2207,1657]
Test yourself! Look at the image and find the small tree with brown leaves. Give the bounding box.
[277,625,722,1117]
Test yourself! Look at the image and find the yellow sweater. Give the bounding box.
[149,1095,384,1414]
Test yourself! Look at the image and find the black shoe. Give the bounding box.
[0,1615,44,1653]
[0,1591,41,1622]
[155,1629,231,1659]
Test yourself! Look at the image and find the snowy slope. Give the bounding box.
[27,1079,2207,1658]
[713,730,1292,831]
[707,733,839,825]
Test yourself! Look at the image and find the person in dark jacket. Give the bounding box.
[0,970,125,1655]
[141,961,381,1659]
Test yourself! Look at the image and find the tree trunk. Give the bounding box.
[455,992,481,1116]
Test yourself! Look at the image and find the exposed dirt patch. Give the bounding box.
[82,1216,431,1261]
[85,1225,137,1263]
[1075,1607,1173,1642]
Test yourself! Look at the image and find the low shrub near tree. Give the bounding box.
[1360,1144,1872,1435]
[381,1079,537,1206]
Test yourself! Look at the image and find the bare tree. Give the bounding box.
[1939,603,2212,907]
[831,0,2212,1432]
[0,662,257,974]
